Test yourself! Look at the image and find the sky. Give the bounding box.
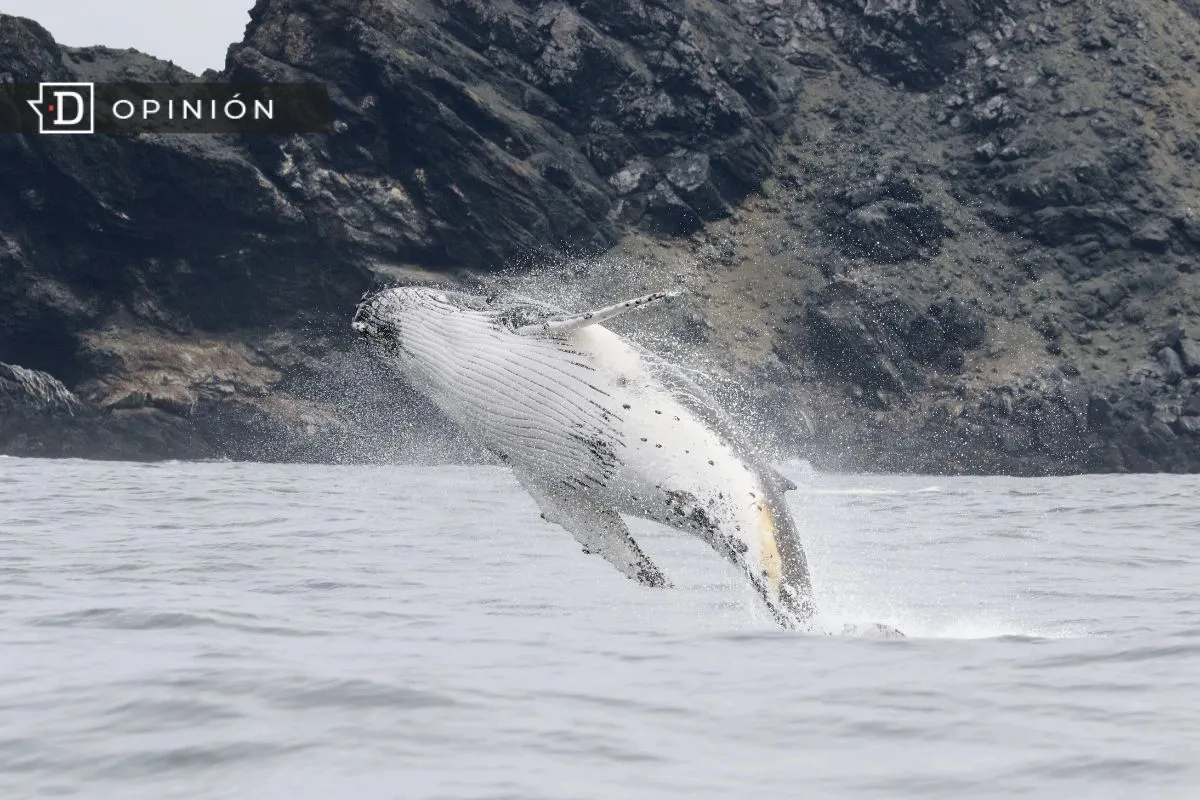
[0,0,256,74]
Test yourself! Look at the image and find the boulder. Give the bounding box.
[1157,347,1184,385]
[1178,338,1200,376]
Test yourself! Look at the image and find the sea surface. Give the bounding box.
[1,457,1197,799]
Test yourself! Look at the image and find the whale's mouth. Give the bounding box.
[351,315,374,338]
[352,292,406,356]
[352,291,383,338]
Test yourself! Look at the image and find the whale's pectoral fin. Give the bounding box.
[515,473,670,588]
[766,468,797,493]
[513,290,682,336]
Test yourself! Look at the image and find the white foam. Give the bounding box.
[794,488,901,496]
[812,610,1092,641]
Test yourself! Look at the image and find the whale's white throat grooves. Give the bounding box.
[398,293,627,480]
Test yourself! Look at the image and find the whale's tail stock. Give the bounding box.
[763,484,906,639]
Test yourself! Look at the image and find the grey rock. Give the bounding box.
[0,361,210,460]
[803,304,908,393]
[663,151,731,222]
[1176,213,1200,244]
[974,142,998,162]
[972,95,1014,130]
[1131,220,1172,253]
[643,181,703,236]
[1,2,797,457]
[0,362,79,412]
[609,161,656,197]
[1178,339,1200,376]
[822,179,946,264]
[844,203,921,262]
[930,298,988,348]
[1149,421,1178,442]
[1172,416,1200,437]
[1157,347,1182,384]
[822,0,1011,90]
[1150,323,1185,353]
[1087,395,1115,430]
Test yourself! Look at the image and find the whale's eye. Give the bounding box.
[435,293,448,303]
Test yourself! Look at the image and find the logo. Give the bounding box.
[26,82,95,134]
[2,82,331,135]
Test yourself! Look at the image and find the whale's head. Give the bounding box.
[352,285,491,357]
[352,286,409,343]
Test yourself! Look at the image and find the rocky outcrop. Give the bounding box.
[0,360,210,459]
[710,0,1200,475]
[824,0,1011,90]
[0,362,79,411]
[794,280,986,397]
[3,0,1200,475]
[225,0,796,262]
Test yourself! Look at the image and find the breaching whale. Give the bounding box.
[352,286,901,636]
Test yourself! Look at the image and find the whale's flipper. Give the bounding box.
[514,290,681,336]
[766,469,797,493]
[515,471,670,588]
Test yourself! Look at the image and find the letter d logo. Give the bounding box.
[27,83,95,134]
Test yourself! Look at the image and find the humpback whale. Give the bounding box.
[353,286,900,636]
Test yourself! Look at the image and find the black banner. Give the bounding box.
[0,82,333,135]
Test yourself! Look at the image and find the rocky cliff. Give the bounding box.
[2,0,1200,474]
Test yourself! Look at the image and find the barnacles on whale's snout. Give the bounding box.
[351,291,389,339]
[351,299,375,337]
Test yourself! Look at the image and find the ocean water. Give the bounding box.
[0,456,1197,799]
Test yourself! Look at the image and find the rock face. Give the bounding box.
[0,361,208,459]
[709,0,1200,475]
[226,0,795,263]
[3,0,1200,474]
[823,0,1009,90]
[797,281,986,395]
